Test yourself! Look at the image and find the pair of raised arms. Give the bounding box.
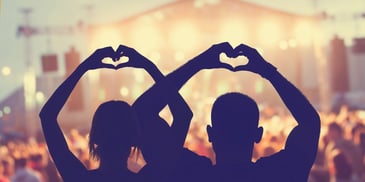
[81,42,276,78]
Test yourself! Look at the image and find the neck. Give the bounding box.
[214,148,253,166]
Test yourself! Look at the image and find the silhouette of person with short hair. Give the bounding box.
[141,42,321,182]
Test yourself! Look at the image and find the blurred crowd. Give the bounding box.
[1,105,365,182]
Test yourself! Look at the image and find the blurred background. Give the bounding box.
[1,0,365,181]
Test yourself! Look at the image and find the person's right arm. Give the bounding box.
[235,44,321,166]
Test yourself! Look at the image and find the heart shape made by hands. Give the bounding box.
[219,52,249,68]
[102,56,129,67]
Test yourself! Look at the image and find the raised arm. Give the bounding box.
[125,43,233,166]
[38,47,117,179]
[117,45,192,164]
[235,44,321,164]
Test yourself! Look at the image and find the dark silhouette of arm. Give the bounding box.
[159,42,235,96]
[39,47,117,180]
[129,43,233,170]
[235,44,321,165]
[114,45,192,166]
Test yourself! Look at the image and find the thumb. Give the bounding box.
[220,63,234,71]
[233,65,251,72]
[115,62,131,70]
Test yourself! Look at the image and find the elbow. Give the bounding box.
[39,108,57,122]
[183,108,193,122]
[39,109,46,121]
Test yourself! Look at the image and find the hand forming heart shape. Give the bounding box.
[101,55,129,67]
[96,43,254,71]
[219,52,249,68]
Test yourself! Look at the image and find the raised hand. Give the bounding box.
[194,42,236,70]
[233,44,276,77]
[80,46,119,70]
[115,44,152,70]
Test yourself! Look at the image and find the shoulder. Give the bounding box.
[179,148,212,164]
[255,150,311,181]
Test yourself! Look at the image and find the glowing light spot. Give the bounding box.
[98,89,106,101]
[3,106,11,114]
[120,87,129,97]
[1,66,11,76]
[254,80,264,94]
[36,91,45,104]
[279,40,288,50]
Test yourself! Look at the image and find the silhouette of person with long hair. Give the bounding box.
[39,45,192,182]
[141,42,321,182]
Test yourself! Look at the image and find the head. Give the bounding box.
[327,122,343,141]
[330,149,352,180]
[89,100,140,161]
[207,93,263,162]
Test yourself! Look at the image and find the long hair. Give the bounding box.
[88,100,140,161]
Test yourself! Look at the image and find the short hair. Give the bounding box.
[211,92,259,131]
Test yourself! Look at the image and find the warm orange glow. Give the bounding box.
[218,18,248,46]
[90,26,123,50]
[258,20,282,46]
[169,21,199,52]
[130,20,163,52]
[294,21,314,46]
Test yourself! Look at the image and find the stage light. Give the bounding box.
[3,106,11,115]
[35,91,45,105]
[279,40,288,50]
[1,66,11,76]
[120,87,129,97]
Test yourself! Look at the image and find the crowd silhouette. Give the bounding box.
[36,42,322,181]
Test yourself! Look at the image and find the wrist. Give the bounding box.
[260,63,278,79]
[77,62,90,73]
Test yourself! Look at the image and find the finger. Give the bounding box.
[220,63,234,71]
[103,63,116,69]
[235,44,255,55]
[233,65,250,72]
[215,42,235,58]
[115,62,132,69]
[101,46,119,61]
[116,44,133,56]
